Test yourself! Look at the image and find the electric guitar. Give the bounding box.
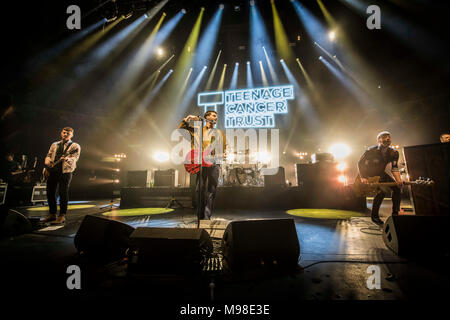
[351,175,434,197]
[43,148,78,180]
[184,149,226,174]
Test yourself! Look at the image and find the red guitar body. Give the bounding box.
[184,149,213,174]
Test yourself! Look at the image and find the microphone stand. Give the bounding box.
[196,118,204,229]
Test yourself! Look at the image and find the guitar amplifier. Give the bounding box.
[403,142,450,216]
[154,169,178,187]
[31,184,47,203]
[127,170,151,187]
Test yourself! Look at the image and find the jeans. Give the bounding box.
[46,172,73,215]
[371,173,401,218]
[195,165,220,220]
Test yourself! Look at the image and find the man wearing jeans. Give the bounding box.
[41,127,81,224]
[358,131,403,225]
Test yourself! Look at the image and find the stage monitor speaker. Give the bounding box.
[263,167,286,188]
[154,169,177,187]
[403,142,450,216]
[128,227,213,274]
[74,215,135,262]
[0,207,33,238]
[127,170,150,187]
[382,215,450,258]
[222,218,300,272]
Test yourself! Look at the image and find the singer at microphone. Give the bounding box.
[178,110,227,220]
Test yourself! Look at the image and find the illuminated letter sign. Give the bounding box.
[197,85,294,128]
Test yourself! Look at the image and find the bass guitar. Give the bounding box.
[351,175,434,197]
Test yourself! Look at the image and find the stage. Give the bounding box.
[1,197,449,309]
[119,185,367,211]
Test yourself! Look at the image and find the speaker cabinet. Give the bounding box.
[222,218,300,272]
[154,169,178,187]
[263,167,286,188]
[403,143,450,216]
[382,215,450,258]
[127,170,151,187]
[128,227,213,274]
[74,215,135,262]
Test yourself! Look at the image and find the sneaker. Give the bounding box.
[371,216,384,225]
[51,215,66,225]
[41,214,56,223]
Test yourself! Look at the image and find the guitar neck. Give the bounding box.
[372,181,413,187]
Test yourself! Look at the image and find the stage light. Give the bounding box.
[247,61,250,64]
[328,30,336,41]
[250,0,255,6]
[123,12,133,20]
[114,179,120,183]
[181,9,186,14]
[219,4,225,10]
[236,62,239,65]
[328,143,351,160]
[280,59,284,62]
[156,47,164,56]
[153,151,170,163]
[336,162,347,171]
[338,175,346,184]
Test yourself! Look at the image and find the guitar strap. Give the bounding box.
[64,142,73,155]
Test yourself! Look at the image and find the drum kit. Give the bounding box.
[220,149,265,187]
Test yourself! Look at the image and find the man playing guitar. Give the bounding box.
[41,127,81,224]
[357,131,403,225]
[178,111,226,220]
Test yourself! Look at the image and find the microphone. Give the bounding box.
[197,115,216,124]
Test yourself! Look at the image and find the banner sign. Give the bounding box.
[198,85,294,128]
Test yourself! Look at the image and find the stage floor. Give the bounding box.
[1,198,448,307]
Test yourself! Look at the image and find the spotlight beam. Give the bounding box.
[193,6,224,71]
[250,2,277,86]
[319,56,370,107]
[259,61,268,86]
[217,64,227,91]
[246,62,254,88]
[263,47,278,84]
[205,50,222,91]
[271,0,294,63]
[229,63,239,89]
[280,59,320,151]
